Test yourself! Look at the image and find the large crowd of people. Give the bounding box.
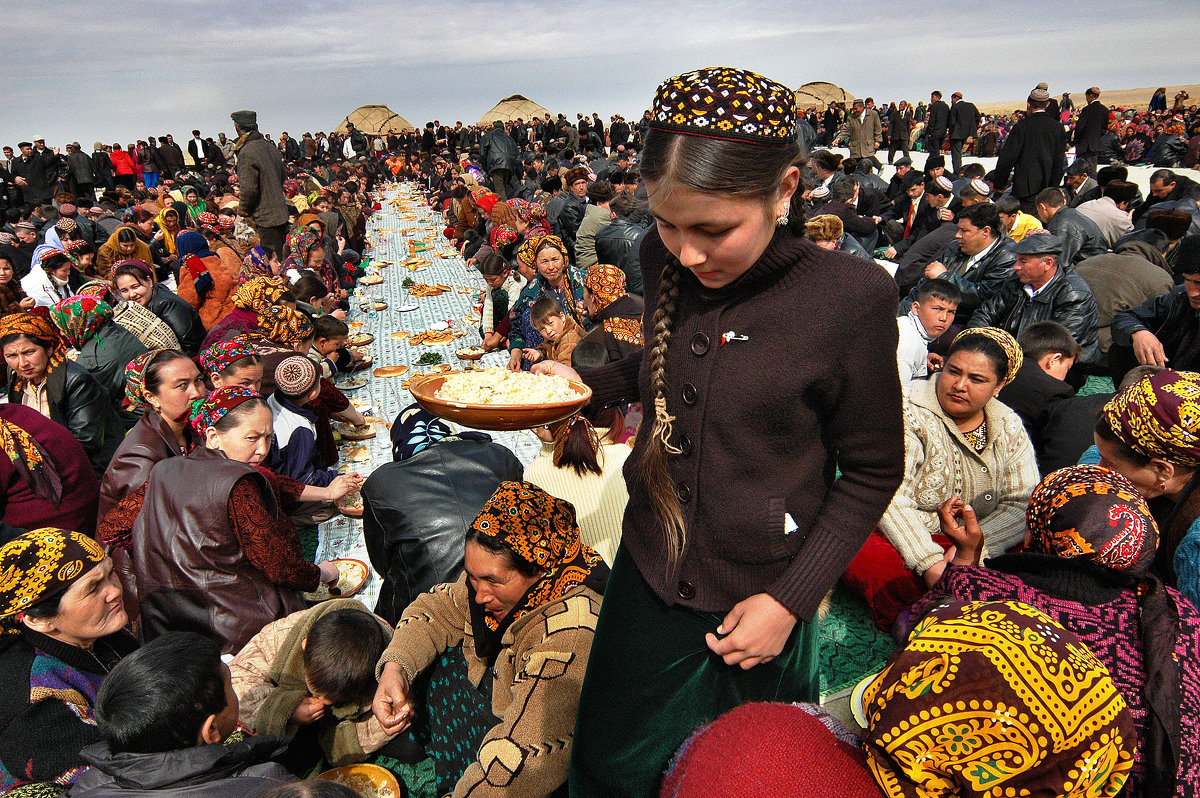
[0,69,1198,797]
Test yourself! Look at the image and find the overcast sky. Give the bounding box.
[5,0,1196,147]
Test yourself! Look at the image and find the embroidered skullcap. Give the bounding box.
[1025,465,1157,575]
[0,232,13,246]
[49,295,113,349]
[810,185,830,200]
[57,203,78,218]
[649,67,796,146]
[189,386,261,435]
[196,210,221,233]
[198,339,257,377]
[489,224,518,250]
[805,214,843,241]
[123,348,171,411]
[951,326,1022,383]
[62,238,88,255]
[862,600,1134,797]
[931,175,955,195]
[0,528,106,625]
[39,248,69,266]
[274,355,317,397]
[584,264,627,308]
[54,217,78,234]
[1102,369,1200,467]
[968,178,992,197]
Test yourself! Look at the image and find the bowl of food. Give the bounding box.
[456,346,486,361]
[337,422,377,441]
[408,367,591,431]
[316,763,401,798]
[335,490,365,518]
[303,558,369,602]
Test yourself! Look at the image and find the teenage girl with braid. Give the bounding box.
[534,68,906,796]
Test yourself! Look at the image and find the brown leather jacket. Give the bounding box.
[130,447,307,653]
[99,411,191,519]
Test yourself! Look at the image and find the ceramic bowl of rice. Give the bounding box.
[408,367,591,431]
[316,764,401,798]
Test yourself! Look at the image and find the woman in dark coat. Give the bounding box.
[112,259,204,354]
[0,403,99,537]
[1,312,120,478]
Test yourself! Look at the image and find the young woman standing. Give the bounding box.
[536,68,906,795]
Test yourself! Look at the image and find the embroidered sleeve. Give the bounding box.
[228,476,320,591]
[96,483,148,550]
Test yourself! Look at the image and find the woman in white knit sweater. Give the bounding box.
[524,405,629,567]
[847,327,1039,629]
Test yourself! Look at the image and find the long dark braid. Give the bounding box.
[635,258,686,565]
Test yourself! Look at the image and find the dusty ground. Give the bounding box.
[974,85,1200,116]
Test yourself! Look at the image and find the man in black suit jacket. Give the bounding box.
[923,91,950,155]
[993,87,1067,213]
[947,92,981,174]
[186,130,205,168]
[1072,88,1108,170]
[884,175,955,260]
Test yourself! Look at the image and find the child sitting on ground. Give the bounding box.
[477,252,527,352]
[73,632,294,796]
[230,599,394,770]
[897,278,961,386]
[308,314,362,378]
[266,356,347,487]
[523,295,584,367]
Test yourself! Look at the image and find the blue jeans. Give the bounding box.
[143,171,158,189]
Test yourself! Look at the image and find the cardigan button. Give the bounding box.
[676,483,692,504]
[690,333,710,356]
[677,580,696,599]
[980,466,988,473]
[678,435,693,456]
[682,383,698,405]
[984,493,993,501]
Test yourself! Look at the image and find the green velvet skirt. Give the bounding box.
[569,545,819,798]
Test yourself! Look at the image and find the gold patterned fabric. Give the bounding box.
[584,264,625,307]
[1102,369,1200,467]
[258,304,313,346]
[863,600,1135,797]
[0,313,67,392]
[0,412,63,504]
[649,67,796,146]
[0,528,106,630]
[230,275,287,312]
[951,327,1023,384]
[468,481,603,632]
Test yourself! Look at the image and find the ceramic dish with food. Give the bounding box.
[409,368,591,431]
[337,422,377,441]
[456,346,486,360]
[316,764,401,798]
[302,558,369,601]
[337,377,368,391]
[348,333,375,346]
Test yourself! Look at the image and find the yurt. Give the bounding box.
[477,95,552,126]
[794,82,856,108]
[335,105,415,136]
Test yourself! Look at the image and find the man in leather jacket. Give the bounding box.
[361,406,522,624]
[1035,187,1108,266]
[969,231,1101,366]
[594,195,648,296]
[479,121,519,201]
[901,202,1015,325]
[1109,255,1200,383]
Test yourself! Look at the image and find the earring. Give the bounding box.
[775,209,790,227]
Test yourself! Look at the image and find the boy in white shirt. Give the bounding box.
[897,278,960,386]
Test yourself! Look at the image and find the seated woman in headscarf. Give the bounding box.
[0,528,137,790]
[0,403,99,538]
[282,228,343,305]
[176,229,239,330]
[112,259,204,354]
[106,388,343,653]
[50,294,149,431]
[844,327,1040,631]
[914,464,1200,796]
[0,312,120,478]
[506,235,586,372]
[181,185,208,223]
[76,278,180,354]
[96,225,153,278]
[372,482,606,798]
[150,206,181,278]
[862,599,1135,797]
[238,245,284,286]
[1094,370,1200,604]
[201,275,289,350]
[578,263,644,363]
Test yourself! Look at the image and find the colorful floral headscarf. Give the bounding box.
[122,349,169,411]
[862,599,1135,798]
[238,246,274,285]
[1102,370,1200,467]
[489,224,518,250]
[468,481,603,634]
[584,263,626,308]
[469,186,499,214]
[0,312,66,390]
[75,280,116,303]
[189,386,262,436]
[231,275,287,312]
[951,326,1023,383]
[1025,465,1158,575]
[195,210,221,235]
[516,238,539,270]
[531,234,569,265]
[259,304,313,346]
[50,295,114,349]
[284,228,321,268]
[0,528,106,630]
[198,339,257,377]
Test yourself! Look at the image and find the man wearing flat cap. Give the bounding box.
[993,85,1067,213]
[969,231,1100,366]
[230,110,289,255]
